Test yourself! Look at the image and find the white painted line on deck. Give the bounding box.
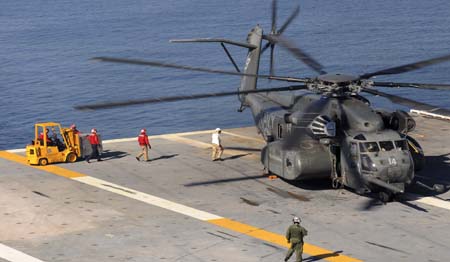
[0,243,45,262]
[222,131,265,143]
[6,148,26,153]
[407,193,450,211]
[73,176,223,221]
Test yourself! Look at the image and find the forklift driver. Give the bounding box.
[38,128,53,145]
[50,127,66,151]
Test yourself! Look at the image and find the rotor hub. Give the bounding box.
[308,73,372,95]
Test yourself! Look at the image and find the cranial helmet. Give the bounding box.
[215,128,221,132]
[293,216,301,223]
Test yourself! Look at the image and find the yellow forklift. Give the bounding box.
[26,122,82,166]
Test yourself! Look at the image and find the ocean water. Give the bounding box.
[1,0,450,149]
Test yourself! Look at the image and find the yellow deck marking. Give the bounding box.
[0,151,84,178]
[208,218,361,262]
[0,150,361,261]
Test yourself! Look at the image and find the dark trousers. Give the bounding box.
[86,144,101,161]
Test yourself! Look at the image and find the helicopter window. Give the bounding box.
[359,142,379,153]
[379,141,395,151]
[278,124,283,138]
[354,134,366,140]
[395,140,408,151]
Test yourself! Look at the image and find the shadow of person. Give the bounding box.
[224,146,261,152]
[99,150,129,160]
[149,154,179,162]
[303,250,343,262]
[220,153,251,161]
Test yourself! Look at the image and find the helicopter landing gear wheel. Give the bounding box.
[433,184,446,193]
[66,153,77,163]
[378,191,393,203]
[38,158,48,166]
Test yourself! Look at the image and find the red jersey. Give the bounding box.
[138,134,150,146]
[88,133,100,145]
[38,133,51,143]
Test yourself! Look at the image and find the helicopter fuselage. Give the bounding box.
[238,25,418,195]
[247,91,415,194]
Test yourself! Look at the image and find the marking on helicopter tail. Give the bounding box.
[0,243,45,262]
[0,150,362,262]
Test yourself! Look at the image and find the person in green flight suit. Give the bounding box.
[285,216,308,262]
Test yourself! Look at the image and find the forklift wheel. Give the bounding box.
[66,153,77,163]
[39,158,48,166]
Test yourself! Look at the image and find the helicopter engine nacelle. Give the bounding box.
[261,140,332,180]
[379,110,416,134]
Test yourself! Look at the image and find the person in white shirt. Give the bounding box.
[211,128,224,161]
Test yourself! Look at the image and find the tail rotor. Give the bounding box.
[262,0,300,77]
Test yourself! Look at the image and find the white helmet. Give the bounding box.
[215,128,221,132]
[293,216,301,223]
[91,128,97,133]
[140,129,146,134]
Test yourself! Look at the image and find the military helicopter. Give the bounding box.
[76,0,450,201]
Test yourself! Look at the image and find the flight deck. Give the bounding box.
[1,114,449,262]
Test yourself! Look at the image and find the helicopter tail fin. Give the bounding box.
[238,25,263,104]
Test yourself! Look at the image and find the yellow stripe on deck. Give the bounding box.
[208,218,362,262]
[0,151,85,178]
[0,150,362,262]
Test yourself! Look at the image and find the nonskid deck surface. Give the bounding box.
[1,116,449,262]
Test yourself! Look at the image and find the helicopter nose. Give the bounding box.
[388,156,397,166]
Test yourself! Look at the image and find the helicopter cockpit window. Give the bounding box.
[354,134,366,140]
[379,141,395,151]
[395,140,408,151]
[359,142,379,153]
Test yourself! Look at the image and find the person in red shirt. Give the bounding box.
[136,129,151,162]
[86,128,102,163]
[38,128,52,145]
[70,124,80,135]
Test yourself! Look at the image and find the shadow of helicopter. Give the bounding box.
[283,178,334,191]
[411,153,450,196]
[357,153,450,211]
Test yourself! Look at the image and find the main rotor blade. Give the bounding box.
[270,44,275,76]
[265,35,327,74]
[360,54,450,79]
[362,88,450,117]
[278,5,300,34]
[372,81,450,91]
[261,41,272,54]
[91,57,309,83]
[75,84,308,110]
